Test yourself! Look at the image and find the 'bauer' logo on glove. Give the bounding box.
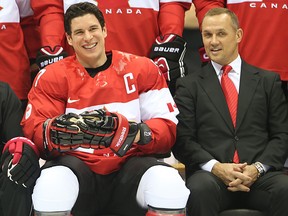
[36,45,68,69]
[150,34,187,81]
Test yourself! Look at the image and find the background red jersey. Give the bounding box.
[193,0,288,81]
[31,0,191,57]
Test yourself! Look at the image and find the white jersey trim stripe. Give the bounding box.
[139,88,179,124]
[65,99,141,123]
[65,88,178,124]
[227,0,263,4]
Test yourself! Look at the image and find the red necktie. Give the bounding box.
[221,65,239,163]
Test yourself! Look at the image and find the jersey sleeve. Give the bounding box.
[21,66,68,156]
[21,15,41,60]
[30,0,65,48]
[193,0,225,28]
[158,1,192,36]
[136,58,179,155]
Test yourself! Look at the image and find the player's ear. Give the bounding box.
[102,25,107,38]
[66,33,73,46]
[236,28,243,43]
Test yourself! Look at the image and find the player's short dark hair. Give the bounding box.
[64,2,105,35]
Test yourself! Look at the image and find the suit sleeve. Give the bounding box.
[0,82,24,147]
[258,74,288,169]
[158,2,192,36]
[172,76,214,169]
[31,0,65,48]
[193,0,225,28]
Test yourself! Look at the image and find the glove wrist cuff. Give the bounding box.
[137,123,152,145]
[3,137,40,157]
[43,118,53,153]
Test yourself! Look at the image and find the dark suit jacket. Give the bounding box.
[173,61,288,177]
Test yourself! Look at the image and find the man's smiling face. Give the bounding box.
[66,13,107,68]
[201,13,243,65]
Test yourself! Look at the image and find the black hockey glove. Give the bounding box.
[150,34,187,82]
[43,113,84,152]
[78,109,140,157]
[36,45,68,69]
[44,110,153,157]
[1,137,40,188]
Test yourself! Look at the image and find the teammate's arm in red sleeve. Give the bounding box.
[31,0,65,47]
[158,2,191,36]
[21,16,41,60]
[31,0,68,70]
[193,0,225,28]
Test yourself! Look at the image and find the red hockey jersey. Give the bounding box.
[0,0,32,100]
[31,0,191,57]
[21,50,179,175]
[193,0,288,81]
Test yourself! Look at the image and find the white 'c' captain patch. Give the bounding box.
[124,73,136,94]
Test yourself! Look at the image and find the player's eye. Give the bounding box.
[74,30,84,35]
[202,32,212,38]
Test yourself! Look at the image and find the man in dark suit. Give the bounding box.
[173,8,288,216]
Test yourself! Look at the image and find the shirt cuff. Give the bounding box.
[260,162,270,173]
[200,159,219,172]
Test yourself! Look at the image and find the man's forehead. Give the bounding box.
[203,14,230,24]
[202,27,226,33]
[202,15,231,31]
[71,15,100,27]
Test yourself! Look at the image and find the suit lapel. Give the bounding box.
[199,62,260,132]
[236,62,260,130]
[199,64,234,131]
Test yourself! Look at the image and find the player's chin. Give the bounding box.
[209,53,223,64]
[80,50,98,60]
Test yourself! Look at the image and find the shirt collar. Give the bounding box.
[211,55,242,76]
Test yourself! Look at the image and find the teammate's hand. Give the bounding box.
[1,137,40,188]
[36,45,68,69]
[150,34,187,82]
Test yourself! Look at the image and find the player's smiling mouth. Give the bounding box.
[83,43,97,49]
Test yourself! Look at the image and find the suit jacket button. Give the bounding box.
[234,136,239,141]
